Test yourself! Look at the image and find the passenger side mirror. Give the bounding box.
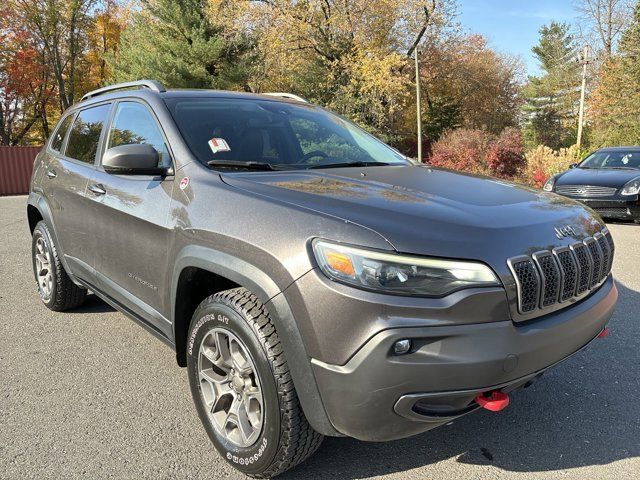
[102,144,169,176]
[569,163,578,169]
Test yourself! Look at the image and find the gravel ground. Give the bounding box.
[1,194,638,480]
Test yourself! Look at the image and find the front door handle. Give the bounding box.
[88,183,106,195]
[46,169,57,179]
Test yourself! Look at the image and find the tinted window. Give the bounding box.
[65,104,111,164]
[107,102,170,167]
[580,150,640,169]
[165,98,408,168]
[50,114,74,152]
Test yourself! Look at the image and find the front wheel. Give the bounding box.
[187,288,323,478]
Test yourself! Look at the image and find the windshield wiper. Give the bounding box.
[306,161,390,169]
[207,160,277,171]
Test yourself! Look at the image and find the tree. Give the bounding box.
[0,4,56,145]
[419,34,523,141]
[241,0,458,143]
[575,0,634,59]
[522,22,581,150]
[590,1,640,145]
[13,0,97,110]
[108,0,254,90]
[82,0,128,89]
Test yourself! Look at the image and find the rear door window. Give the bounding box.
[50,114,74,152]
[65,104,111,164]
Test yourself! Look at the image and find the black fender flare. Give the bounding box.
[27,192,76,280]
[171,245,340,437]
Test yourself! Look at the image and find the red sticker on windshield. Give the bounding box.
[208,138,230,154]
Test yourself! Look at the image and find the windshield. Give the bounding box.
[164,97,409,169]
[579,150,640,169]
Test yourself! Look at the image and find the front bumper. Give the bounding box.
[310,276,617,441]
[556,195,640,220]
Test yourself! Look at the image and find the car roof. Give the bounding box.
[73,86,310,111]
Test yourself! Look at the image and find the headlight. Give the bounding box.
[312,240,500,296]
[621,177,640,196]
[543,176,555,192]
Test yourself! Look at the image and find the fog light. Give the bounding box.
[393,339,411,355]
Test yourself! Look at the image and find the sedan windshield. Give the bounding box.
[164,97,409,169]
[579,150,640,169]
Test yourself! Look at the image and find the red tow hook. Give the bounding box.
[475,391,510,412]
[598,327,609,338]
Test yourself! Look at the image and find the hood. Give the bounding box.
[221,165,604,278]
[556,167,640,187]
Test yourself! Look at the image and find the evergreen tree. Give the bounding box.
[107,0,253,90]
[522,22,581,150]
[591,1,640,145]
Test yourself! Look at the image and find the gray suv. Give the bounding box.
[28,80,618,477]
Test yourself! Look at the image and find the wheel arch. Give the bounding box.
[171,245,339,436]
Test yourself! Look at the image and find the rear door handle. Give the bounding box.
[88,183,106,195]
[46,169,57,179]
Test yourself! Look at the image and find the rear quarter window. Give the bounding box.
[65,104,111,164]
[50,114,74,152]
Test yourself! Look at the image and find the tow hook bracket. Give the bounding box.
[475,391,510,412]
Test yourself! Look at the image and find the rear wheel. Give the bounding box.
[31,221,86,311]
[187,288,323,478]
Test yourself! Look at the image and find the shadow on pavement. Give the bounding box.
[68,293,116,314]
[284,281,640,479]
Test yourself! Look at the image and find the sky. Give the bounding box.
[458,0,578,76]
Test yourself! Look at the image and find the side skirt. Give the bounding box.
[76,277,176,351]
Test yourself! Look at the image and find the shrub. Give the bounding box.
[521,144,578,188]
[428,128,491,175]
[485,128,525,179]
[428,127,525,178]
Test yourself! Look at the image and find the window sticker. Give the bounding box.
[208,138,231,154]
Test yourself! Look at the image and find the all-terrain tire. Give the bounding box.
[187,287,323,478]
[32,220,87,311]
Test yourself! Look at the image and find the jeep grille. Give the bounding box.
[508,229,614,316]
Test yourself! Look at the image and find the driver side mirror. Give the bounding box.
[102,144,169,176]
[569,163,578,169]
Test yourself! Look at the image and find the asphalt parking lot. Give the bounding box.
[1,194,639,480]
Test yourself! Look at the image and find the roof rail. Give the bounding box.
[262,92,308,103]
[81,80,166,102]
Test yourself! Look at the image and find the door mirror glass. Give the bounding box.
[102,144,167,175]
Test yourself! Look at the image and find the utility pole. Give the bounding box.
[415,50,423,163]
[406,1,434,163]
[576,45,591,154]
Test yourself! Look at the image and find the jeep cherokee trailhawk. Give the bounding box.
[28,80,618,477]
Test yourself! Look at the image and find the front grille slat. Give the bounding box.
[605,230,615,270]
[510,258,540,313]
[585,238,603,288]
[508,228,613,316]
[553,248,578,301]
[555,185,618,197]
[595,233,611,282]
[571,243,592,295]
[533,253,560,308]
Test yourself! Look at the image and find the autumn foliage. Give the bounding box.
[429,128,525,179]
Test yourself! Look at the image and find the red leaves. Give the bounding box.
[429,128,525,179]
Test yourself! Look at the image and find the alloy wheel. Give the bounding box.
[197,327,264,448]
[34,236,53,300]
